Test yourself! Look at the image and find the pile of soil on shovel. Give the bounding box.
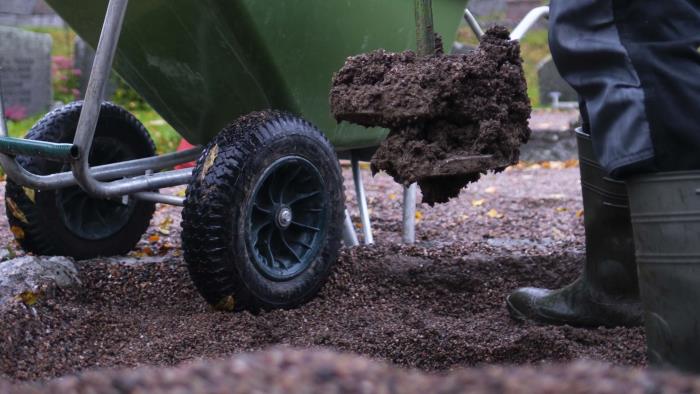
[330,26,531,204]
[6,349,698,394]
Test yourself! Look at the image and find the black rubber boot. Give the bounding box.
[506,130,643,327]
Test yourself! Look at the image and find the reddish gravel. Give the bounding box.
[0,164,646,385]
[10,349,699,394]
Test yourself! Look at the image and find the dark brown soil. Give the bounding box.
[0,166,647,385]
[330,27,531,204]
[8,349,698,394]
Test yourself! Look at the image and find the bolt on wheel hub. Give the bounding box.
[275,206,293,229]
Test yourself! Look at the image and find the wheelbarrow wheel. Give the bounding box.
[5,101,156,259]
[181,111,344,311]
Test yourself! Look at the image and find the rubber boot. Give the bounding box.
[626,170,700,372]
[506,129,643,327]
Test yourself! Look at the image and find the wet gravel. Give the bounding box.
[0,164,646,384]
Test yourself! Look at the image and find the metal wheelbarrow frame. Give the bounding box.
[0,0,550,310]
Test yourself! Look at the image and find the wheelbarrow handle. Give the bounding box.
[464,5,550,42]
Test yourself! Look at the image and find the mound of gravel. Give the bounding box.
[7,348,700,394]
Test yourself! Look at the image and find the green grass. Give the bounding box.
[23,26,76,57]
[6,110,181,155]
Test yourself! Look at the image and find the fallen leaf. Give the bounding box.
[576,209,584,218]
[17,290,40,306]
[556,207,568,212]
[176,189,186,197]
[23,187,35,203]
[564,159,580,168]
[6,198,28,224]
[486,209,503,219]
[388,193,397,201]
[10,226,24,240]
[148,234,161,243]
[415,211,423,220]
[214,295,236,312]
[484,186,497,194]
[158,217,173,235]
[472,199,485,207]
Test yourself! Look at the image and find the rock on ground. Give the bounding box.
[7,348,700,394]
[0,256,79,307]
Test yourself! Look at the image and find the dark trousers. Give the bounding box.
[549,0,700,178]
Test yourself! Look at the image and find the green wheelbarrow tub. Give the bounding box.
[45,0,467,150]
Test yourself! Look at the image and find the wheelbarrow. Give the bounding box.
[0,0,550,311]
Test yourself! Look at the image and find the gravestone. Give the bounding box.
[0,26,52,118]
[0,0,38,15]
[537,55,578,106]
[74,37,117,99]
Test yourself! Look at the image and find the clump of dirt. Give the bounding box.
[6,349,697,394]
[330,26,531,204]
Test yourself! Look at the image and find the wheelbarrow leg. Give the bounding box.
[351,154,373,244]
[402,184,417,244]
[342,209,359,247]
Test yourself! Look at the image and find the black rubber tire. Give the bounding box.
[181,111,345,311]
[5,101,156,259]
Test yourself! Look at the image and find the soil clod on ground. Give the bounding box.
[330,26,531,204]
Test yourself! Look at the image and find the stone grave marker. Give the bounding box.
[0,26,52,118]
[537,55,578,106]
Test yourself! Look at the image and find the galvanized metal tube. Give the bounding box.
[400,0,435,244]
[342,209,359,247]
[463,8,484,40]
[71,0,131,198]
[510,6,549,42]
[414,0,436,55]
[402,184,417,244]
[132,191,184,206]
[351,156,374,244]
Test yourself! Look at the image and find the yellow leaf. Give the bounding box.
[484,186,497,194]
[17,290,40,306]
[158,217,173,235]
[486,209,503,219]
[576,209,584,218]
[472,199,485,207]
[388,193,397,201]
[23,187,35,203]
[6,198,28,224]
[148,234,161,243]
[176,189,186,197]
[415,211,423,220]
[10,226,24,240]
[214,295,236,312]
[556,207,568,212]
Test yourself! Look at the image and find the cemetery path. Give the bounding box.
[0,164,646,382]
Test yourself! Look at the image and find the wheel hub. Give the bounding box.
[275,206,293,229]
[246,156,327,281]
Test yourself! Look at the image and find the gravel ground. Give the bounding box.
[10,349,700,394]
[0,164,646,384]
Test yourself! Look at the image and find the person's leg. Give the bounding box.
[506,115,642,327]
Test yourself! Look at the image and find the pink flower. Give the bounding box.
[52,55,73,70]
[4,105,28,121]
[71,68,82,77]
[71,88,81,99]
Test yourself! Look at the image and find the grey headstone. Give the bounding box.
[0,0,38,15]
[74,37,117,99]
[537,55,579,106]
[0,26,52,118]
[0,255,80,307]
